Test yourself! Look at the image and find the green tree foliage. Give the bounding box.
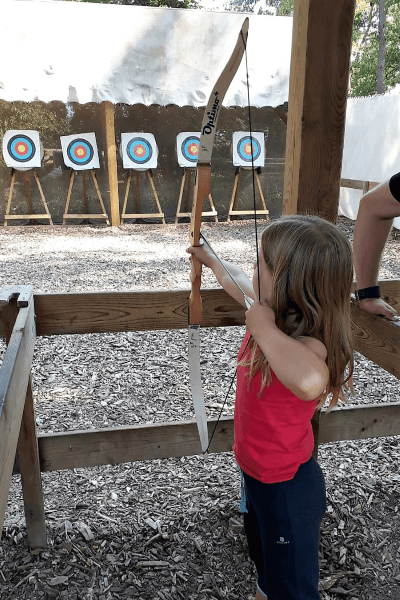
[350,0,400,97]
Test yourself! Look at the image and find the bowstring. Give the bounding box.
[205,26,260,454]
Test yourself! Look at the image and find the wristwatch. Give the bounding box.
[354,286,381,301]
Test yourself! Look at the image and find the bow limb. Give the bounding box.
[188,18,249,455]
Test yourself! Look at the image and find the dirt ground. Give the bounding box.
[1,218,400,600]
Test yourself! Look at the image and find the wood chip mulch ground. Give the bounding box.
[1,218,400,600]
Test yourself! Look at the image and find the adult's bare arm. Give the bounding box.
[353,180,400,319]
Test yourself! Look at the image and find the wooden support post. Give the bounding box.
[103,101,120,227]
[16,376,47,548]
[283,0,356,221]
[0,289,38,542]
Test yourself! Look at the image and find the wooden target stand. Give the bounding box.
[227,166,269,222]
[175,167,218,224]
[4,168,53,226]
[63,169,110,225]
[121,169,165,224]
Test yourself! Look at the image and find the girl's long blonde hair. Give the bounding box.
[242,215,354,411]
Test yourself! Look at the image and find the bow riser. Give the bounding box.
[189,165,211,326]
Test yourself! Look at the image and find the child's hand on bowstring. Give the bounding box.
[245,300,276,341]
[186,240,214,269]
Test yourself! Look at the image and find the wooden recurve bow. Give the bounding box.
[188,18,249,455]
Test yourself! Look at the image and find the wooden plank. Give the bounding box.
[4,214,50,220]
[122,213,166,219]
[0,281,399,339]
[103,101,120,227]
[0,299,36,537]
[340,178,365,190]
[20,418,235,473]
[351,302,400,379]
[340,179,379,191]
[24,289,245,337]
[62,214,109,220]
[11,400,400,474]
[319,402,400,443]
[16,376,46,549]
[228,210,269,215]
[283,0,356,220]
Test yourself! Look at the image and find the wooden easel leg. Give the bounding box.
[25,172,33,225]
[207,194,218,223]
[175,169,186,225]
[255,170,269,220]
[82,170,88,224]
[17,376,46,549]
[227,169,241,223]
[185,170,192,214]
[63,170,75,225]
[90,170,110,225]
[4,170,16,227]
[147,170,166,224]
[33,170,53,225]
[121,172,132,224]
[135,172,140,217]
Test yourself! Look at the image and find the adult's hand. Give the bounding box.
[359,298,399,320]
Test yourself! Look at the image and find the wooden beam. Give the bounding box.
[16,377,46,549]
[0,289,245,337]
[351,302,400,379]
[103,101,120,227]
[0,281,399,339]
[0,299,36,537]
[22,418,234,473]
[283,0,356,220]
[11,400,400,474]
[340,179,379,191]
[319,402,400,444]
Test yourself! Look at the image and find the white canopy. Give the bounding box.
[0,0,292,107]
[339,84,400,229]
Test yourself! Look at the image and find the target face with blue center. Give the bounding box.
[181,136,200,163]
[237,136,261,163]
[7,134,36,163]
[67,139,94,167]
[126,137,153,166]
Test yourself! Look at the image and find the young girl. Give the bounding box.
[187,215,354,600]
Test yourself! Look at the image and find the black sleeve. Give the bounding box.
[389,173,400,202]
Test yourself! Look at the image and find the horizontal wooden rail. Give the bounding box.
[340,178,378,192]
[0,280,398,338]
[0,289,245,337]
[11,401,400,474]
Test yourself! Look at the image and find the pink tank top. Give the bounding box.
[233,332,318,483]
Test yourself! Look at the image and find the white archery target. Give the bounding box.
[176,132,201,167]
[232,132,265,168]
[120,133,158,170]
[2,130,43,170]
[60,132,100,170]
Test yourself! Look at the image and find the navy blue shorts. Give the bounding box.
[242,457,326,600]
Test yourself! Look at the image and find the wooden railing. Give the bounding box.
[340,178,379,193]
[1,281,400,548]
